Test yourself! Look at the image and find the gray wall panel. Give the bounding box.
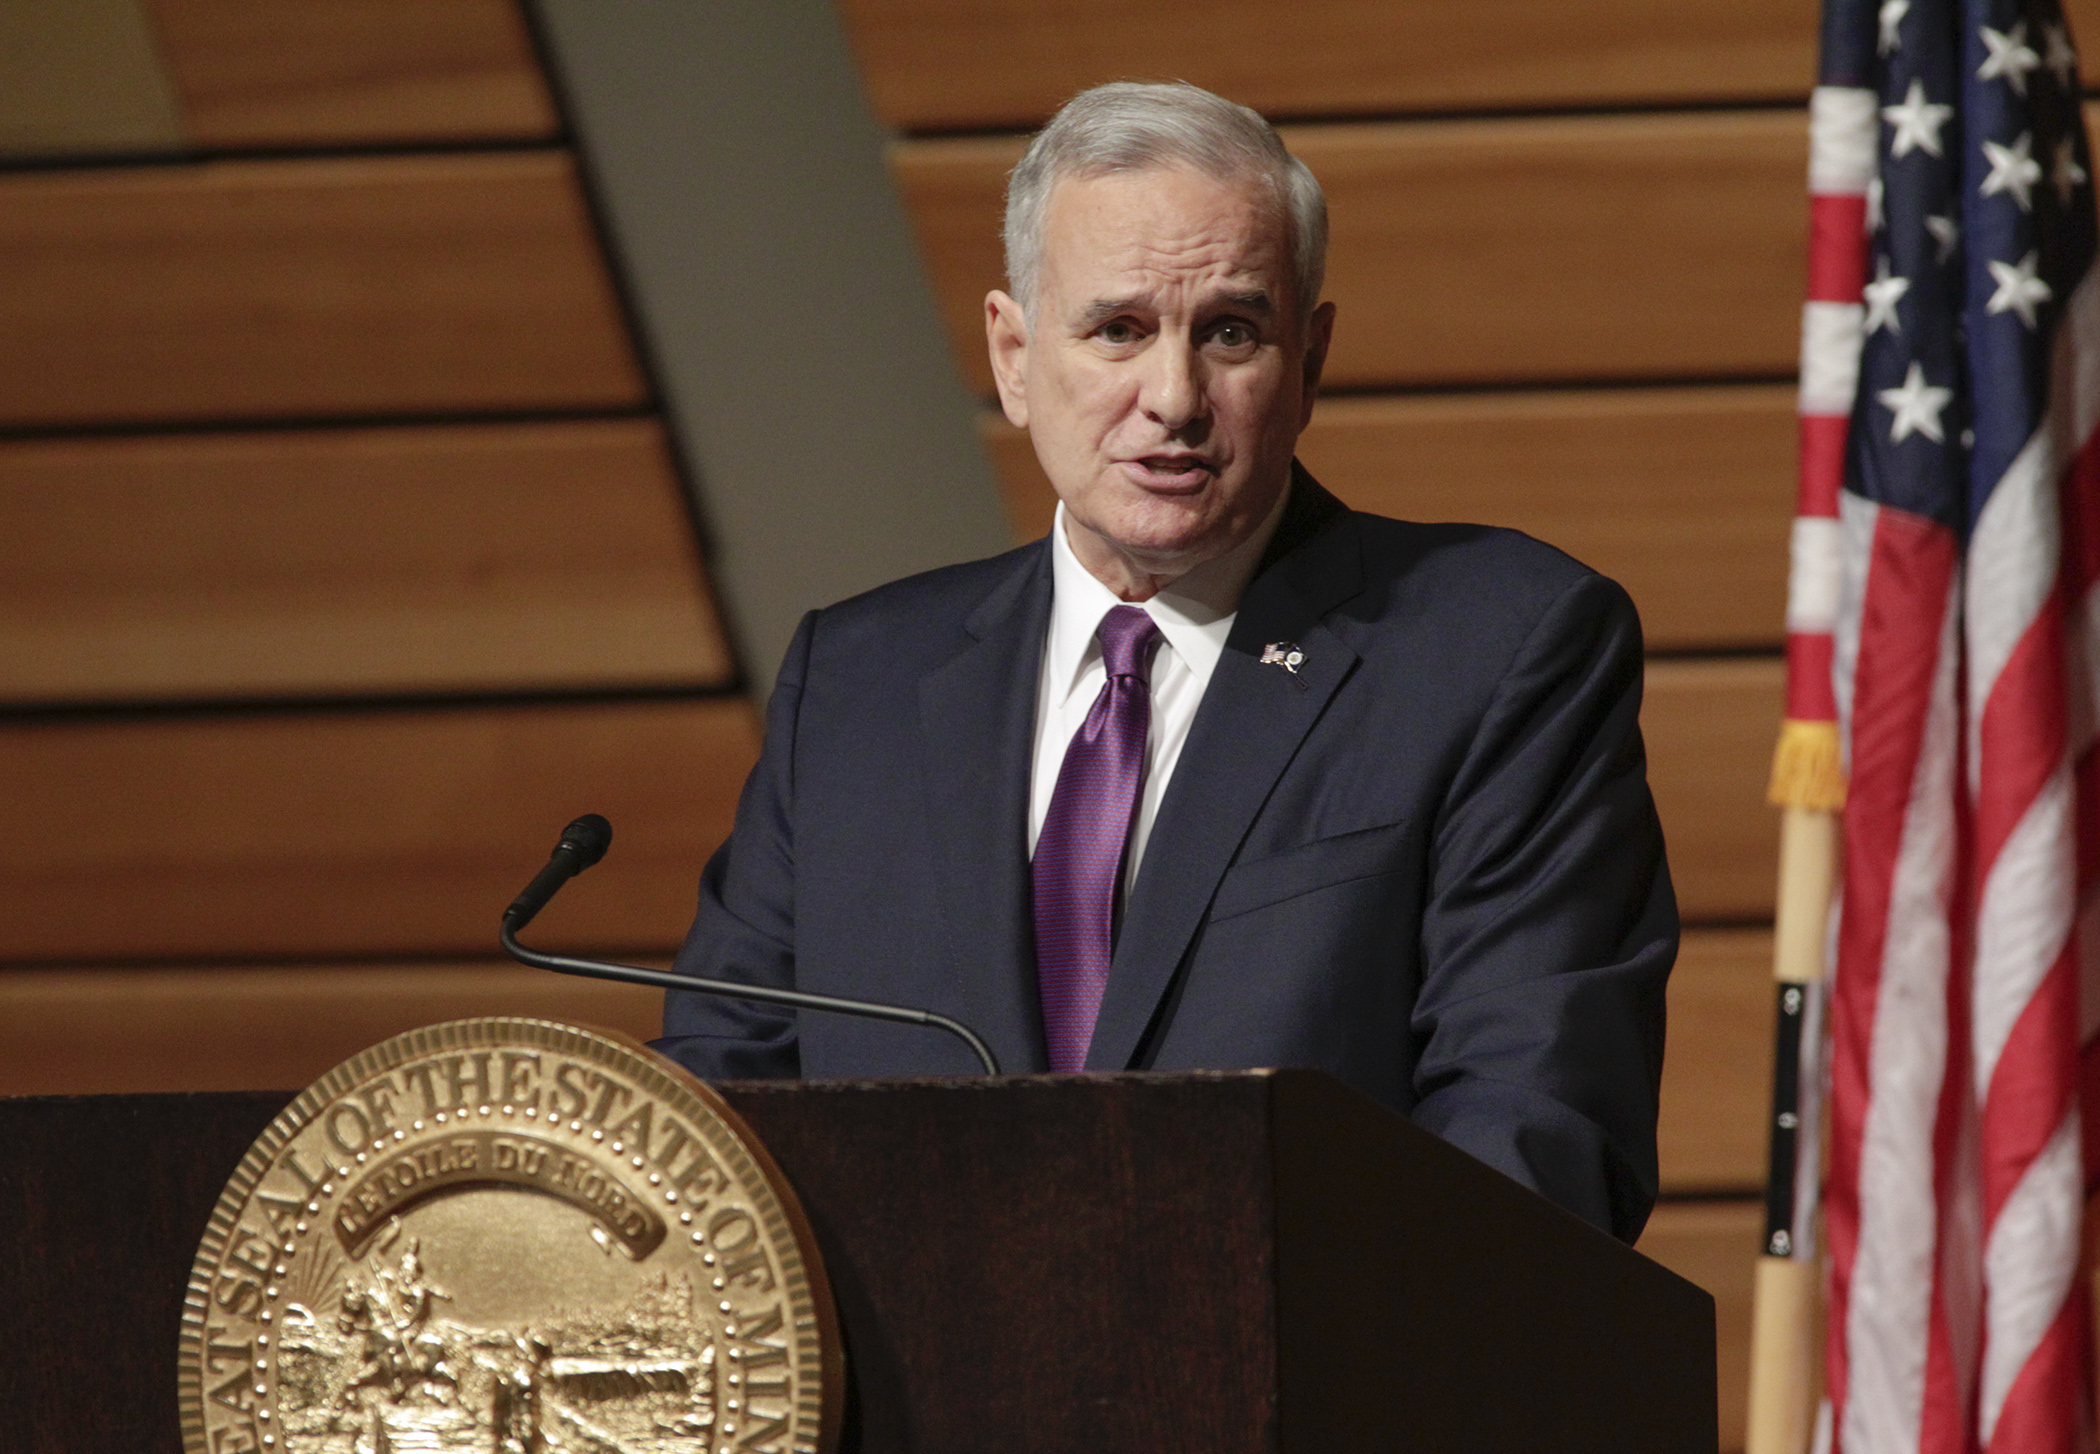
[529,0,1012,698]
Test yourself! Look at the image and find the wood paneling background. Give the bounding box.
[143,0,558,147]
[840,0,1826,129]
[0,960,664,1097]
[0,420,729,702]
[0,700,755,962]
[843,0,2100,132]
[2,2,751,1123]
[0,152,643,427]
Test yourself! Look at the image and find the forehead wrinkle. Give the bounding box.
[1037,166,1295,321]
[1067,286,1277,331]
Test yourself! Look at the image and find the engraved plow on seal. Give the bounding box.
[178,1018,840,1454]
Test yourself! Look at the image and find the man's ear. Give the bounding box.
[985,290,1031,429]
[1297,300,1337,430]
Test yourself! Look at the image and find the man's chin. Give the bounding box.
[1069,510,1229,575]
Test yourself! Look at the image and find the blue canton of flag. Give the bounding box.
[1849,0,2095,527]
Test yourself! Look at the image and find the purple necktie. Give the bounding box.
[1033,604,1162,1072]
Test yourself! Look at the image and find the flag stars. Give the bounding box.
[1884,79,1954,159]
[1981,132,2042,210]
[1863,257,1911,334]
[1986,251,2052,328]
[1925,213,1960,262]
[1978,22,2042,95]
[2054,136,2087,204]
[1879,362,1954,444]
[1879,0,1909,55]
[2045,22,2079,88]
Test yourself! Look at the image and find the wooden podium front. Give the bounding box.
[1,1069,1714,1452]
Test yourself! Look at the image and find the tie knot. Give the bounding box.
[1097,605,1161,681]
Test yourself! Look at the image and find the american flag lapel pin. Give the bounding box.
[1260,642,1305,675]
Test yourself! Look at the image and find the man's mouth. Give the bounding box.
[1120,455,1217,490]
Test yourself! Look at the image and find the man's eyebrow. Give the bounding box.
[1072,290,1276,327]
[1075,296,1145,328]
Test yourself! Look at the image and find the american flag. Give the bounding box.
[1798,0,2100,1448]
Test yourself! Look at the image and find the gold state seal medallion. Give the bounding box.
[177,1018,839,1454]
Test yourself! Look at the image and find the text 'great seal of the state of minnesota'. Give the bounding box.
[178,1018,839,1454]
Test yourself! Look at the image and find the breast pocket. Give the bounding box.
[1208,818,1412,923]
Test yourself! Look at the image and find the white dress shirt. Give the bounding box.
[1028,491,1290,890]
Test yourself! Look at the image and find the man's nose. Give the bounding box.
[1140,337,1206,432]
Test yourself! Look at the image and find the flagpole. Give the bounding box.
[1744,798,1838,1454]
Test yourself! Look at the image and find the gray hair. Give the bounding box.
[1003,81,1328,325]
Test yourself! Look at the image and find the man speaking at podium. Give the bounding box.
[652,82,1676,1243]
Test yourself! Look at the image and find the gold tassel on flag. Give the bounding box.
[1766,718,1846,814]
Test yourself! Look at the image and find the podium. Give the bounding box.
[2,1068,1715,1452]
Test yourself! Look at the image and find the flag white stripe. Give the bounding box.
[1804,302,1868,417]
[1842,577,1962,1454]
[1978,1108,2083,1444]
[1970,766,2075,1095]
[1832,493,1877,767]
[1791,517,1846,633]
[1966,427,2061,785]
[1811,86,1881,195]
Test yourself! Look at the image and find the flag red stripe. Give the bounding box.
[1979,951,2080,1228]
[1810,193,1871,302]
[1789,631,1840,722]
[1972,594,2069,876]
[1801,412,1850,517]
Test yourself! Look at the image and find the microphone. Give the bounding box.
[505,813,613,931]
[498,815,1002,1076]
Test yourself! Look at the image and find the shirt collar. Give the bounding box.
[1043,485,1290,708]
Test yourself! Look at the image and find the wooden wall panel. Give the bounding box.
[0,960,665,1097]
[2,925,1783,1175]
[0,151,645,428]
[0,419,731,703]
[145,0,559,148]
[984,384,1796,651]
[842,0,1819,133]
[895,110,1807,397]
[1646,657,1784,924]
[0,668,1775,962]
[1661,929,1773,1194]
[0,699,756,963]
[1637,1198,1763,1452]
[850,0,2100,135]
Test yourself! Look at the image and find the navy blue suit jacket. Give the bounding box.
[655,471,1677,1241]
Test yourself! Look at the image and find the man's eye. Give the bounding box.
[1208,322,1258,350]
[1097,320,1141,344]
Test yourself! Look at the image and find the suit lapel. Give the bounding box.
[1086,473,1366,1070]
[916,548,1054,1073]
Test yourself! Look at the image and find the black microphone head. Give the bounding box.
[558,813,613,870]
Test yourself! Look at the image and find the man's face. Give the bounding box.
[986,164,1334,595]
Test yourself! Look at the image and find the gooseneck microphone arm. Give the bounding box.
[500,815,1001,1076]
